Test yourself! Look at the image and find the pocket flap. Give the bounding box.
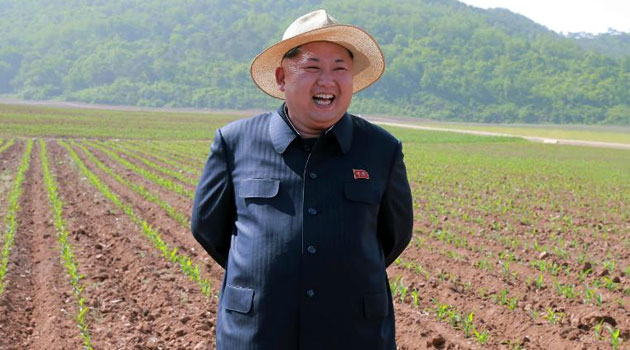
[344,182,380,204]
[364,292,389,320]
[238,178,280,199]
[222,285,254,313]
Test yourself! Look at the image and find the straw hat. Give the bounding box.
[250,9,385,99]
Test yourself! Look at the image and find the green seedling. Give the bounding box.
[543,307,564,325]
[594,320,604,340]
[473,328,490,345]
[461,312,475,338]
[607,326,622,350]
[411,289,420,307]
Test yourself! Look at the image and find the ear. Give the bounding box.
[275,66,286,92]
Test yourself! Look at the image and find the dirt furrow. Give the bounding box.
[388,240,625,349]
[0,142,82,350]
[124,140,206,169]
[406,230,630,327]
[68,141,224,282]
[0,141,24,218]
[81,140,195,203]
[95,140,197,187]
[395,302,479,350]
[49,141,217,349]
[114,140,201,178]
[416,199,630,277]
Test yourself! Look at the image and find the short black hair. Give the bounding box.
[282,45,354,61]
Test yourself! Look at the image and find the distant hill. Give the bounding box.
[569,30,630,58]
[0,0,629,125]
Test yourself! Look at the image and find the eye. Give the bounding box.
[304,66,320,72]
[334,67,348,71]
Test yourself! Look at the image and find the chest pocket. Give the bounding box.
[238,178,280,199]
[344,182,381,204]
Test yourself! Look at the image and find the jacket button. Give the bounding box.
[307,208,317,215]
[309,172,318,179]
[306,289,315,297]
[307,245,317,254]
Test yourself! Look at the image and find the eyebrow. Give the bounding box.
[306,58,348,63]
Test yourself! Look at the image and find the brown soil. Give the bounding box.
[46,139,219,349]
[2,138,629,349]
[68,140,223,282]
[0,142,82,349]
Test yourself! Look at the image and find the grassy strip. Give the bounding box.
[99,140,198,185]
[69,140,189,228]
[0,139,15,155]
[112,140,200,177]
[39,140,94,349]
[59,140,211,297]
[0,139,33,296]
[83,140,194,199]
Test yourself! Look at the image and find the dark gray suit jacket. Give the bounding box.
[192,105,413,350]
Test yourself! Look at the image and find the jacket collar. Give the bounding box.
[269,104,353,154]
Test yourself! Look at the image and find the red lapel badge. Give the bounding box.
[353,169,370,180]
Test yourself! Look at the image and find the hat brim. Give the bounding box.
[250,24,385,99]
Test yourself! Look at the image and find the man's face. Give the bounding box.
[275,41,353,131]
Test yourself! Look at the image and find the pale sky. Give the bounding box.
[458,0,630,34]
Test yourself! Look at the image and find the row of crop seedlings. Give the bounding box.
[81,140,194,199]
[0,139,15,156]
[39,140,94,349]
[415,203,630,305]
[412,169,586,253]
[0,139,32,296]
[415,229,626,323]
[69,140,189,229]
[115,140,201,177]
[417,170,628,282]
[97,139,198,186]
[135,139,209,163]
[59,140,212,297]
[0,139,16,217]
[390,252,522,347]
[391,235,626,349]
[390,247,530,347]
[68,140,219,279]
[161,140,209,166]
[419,223,630,316]
[126,140,207,168]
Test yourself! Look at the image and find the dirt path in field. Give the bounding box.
[0,143,83,349]
[48,140,217,349]
[5,98,629,151]
[368,119,630,150]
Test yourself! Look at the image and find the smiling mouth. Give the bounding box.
[313,93,335,106]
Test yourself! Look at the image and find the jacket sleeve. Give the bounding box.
[191,128,235,269]
[377,141,413,267]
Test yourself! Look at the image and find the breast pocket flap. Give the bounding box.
[238,178,280,199]
[222,285,254,314]
[344,182,380,204]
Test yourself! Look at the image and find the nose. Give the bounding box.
[317,70,335,87]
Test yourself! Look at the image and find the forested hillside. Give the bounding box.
[1,0,629,124]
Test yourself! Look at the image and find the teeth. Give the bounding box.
[314,98,332,105]
[314,93,334,99]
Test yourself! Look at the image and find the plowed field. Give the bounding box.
[1,104,630,350]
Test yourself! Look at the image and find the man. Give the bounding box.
[191,9,413,350]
